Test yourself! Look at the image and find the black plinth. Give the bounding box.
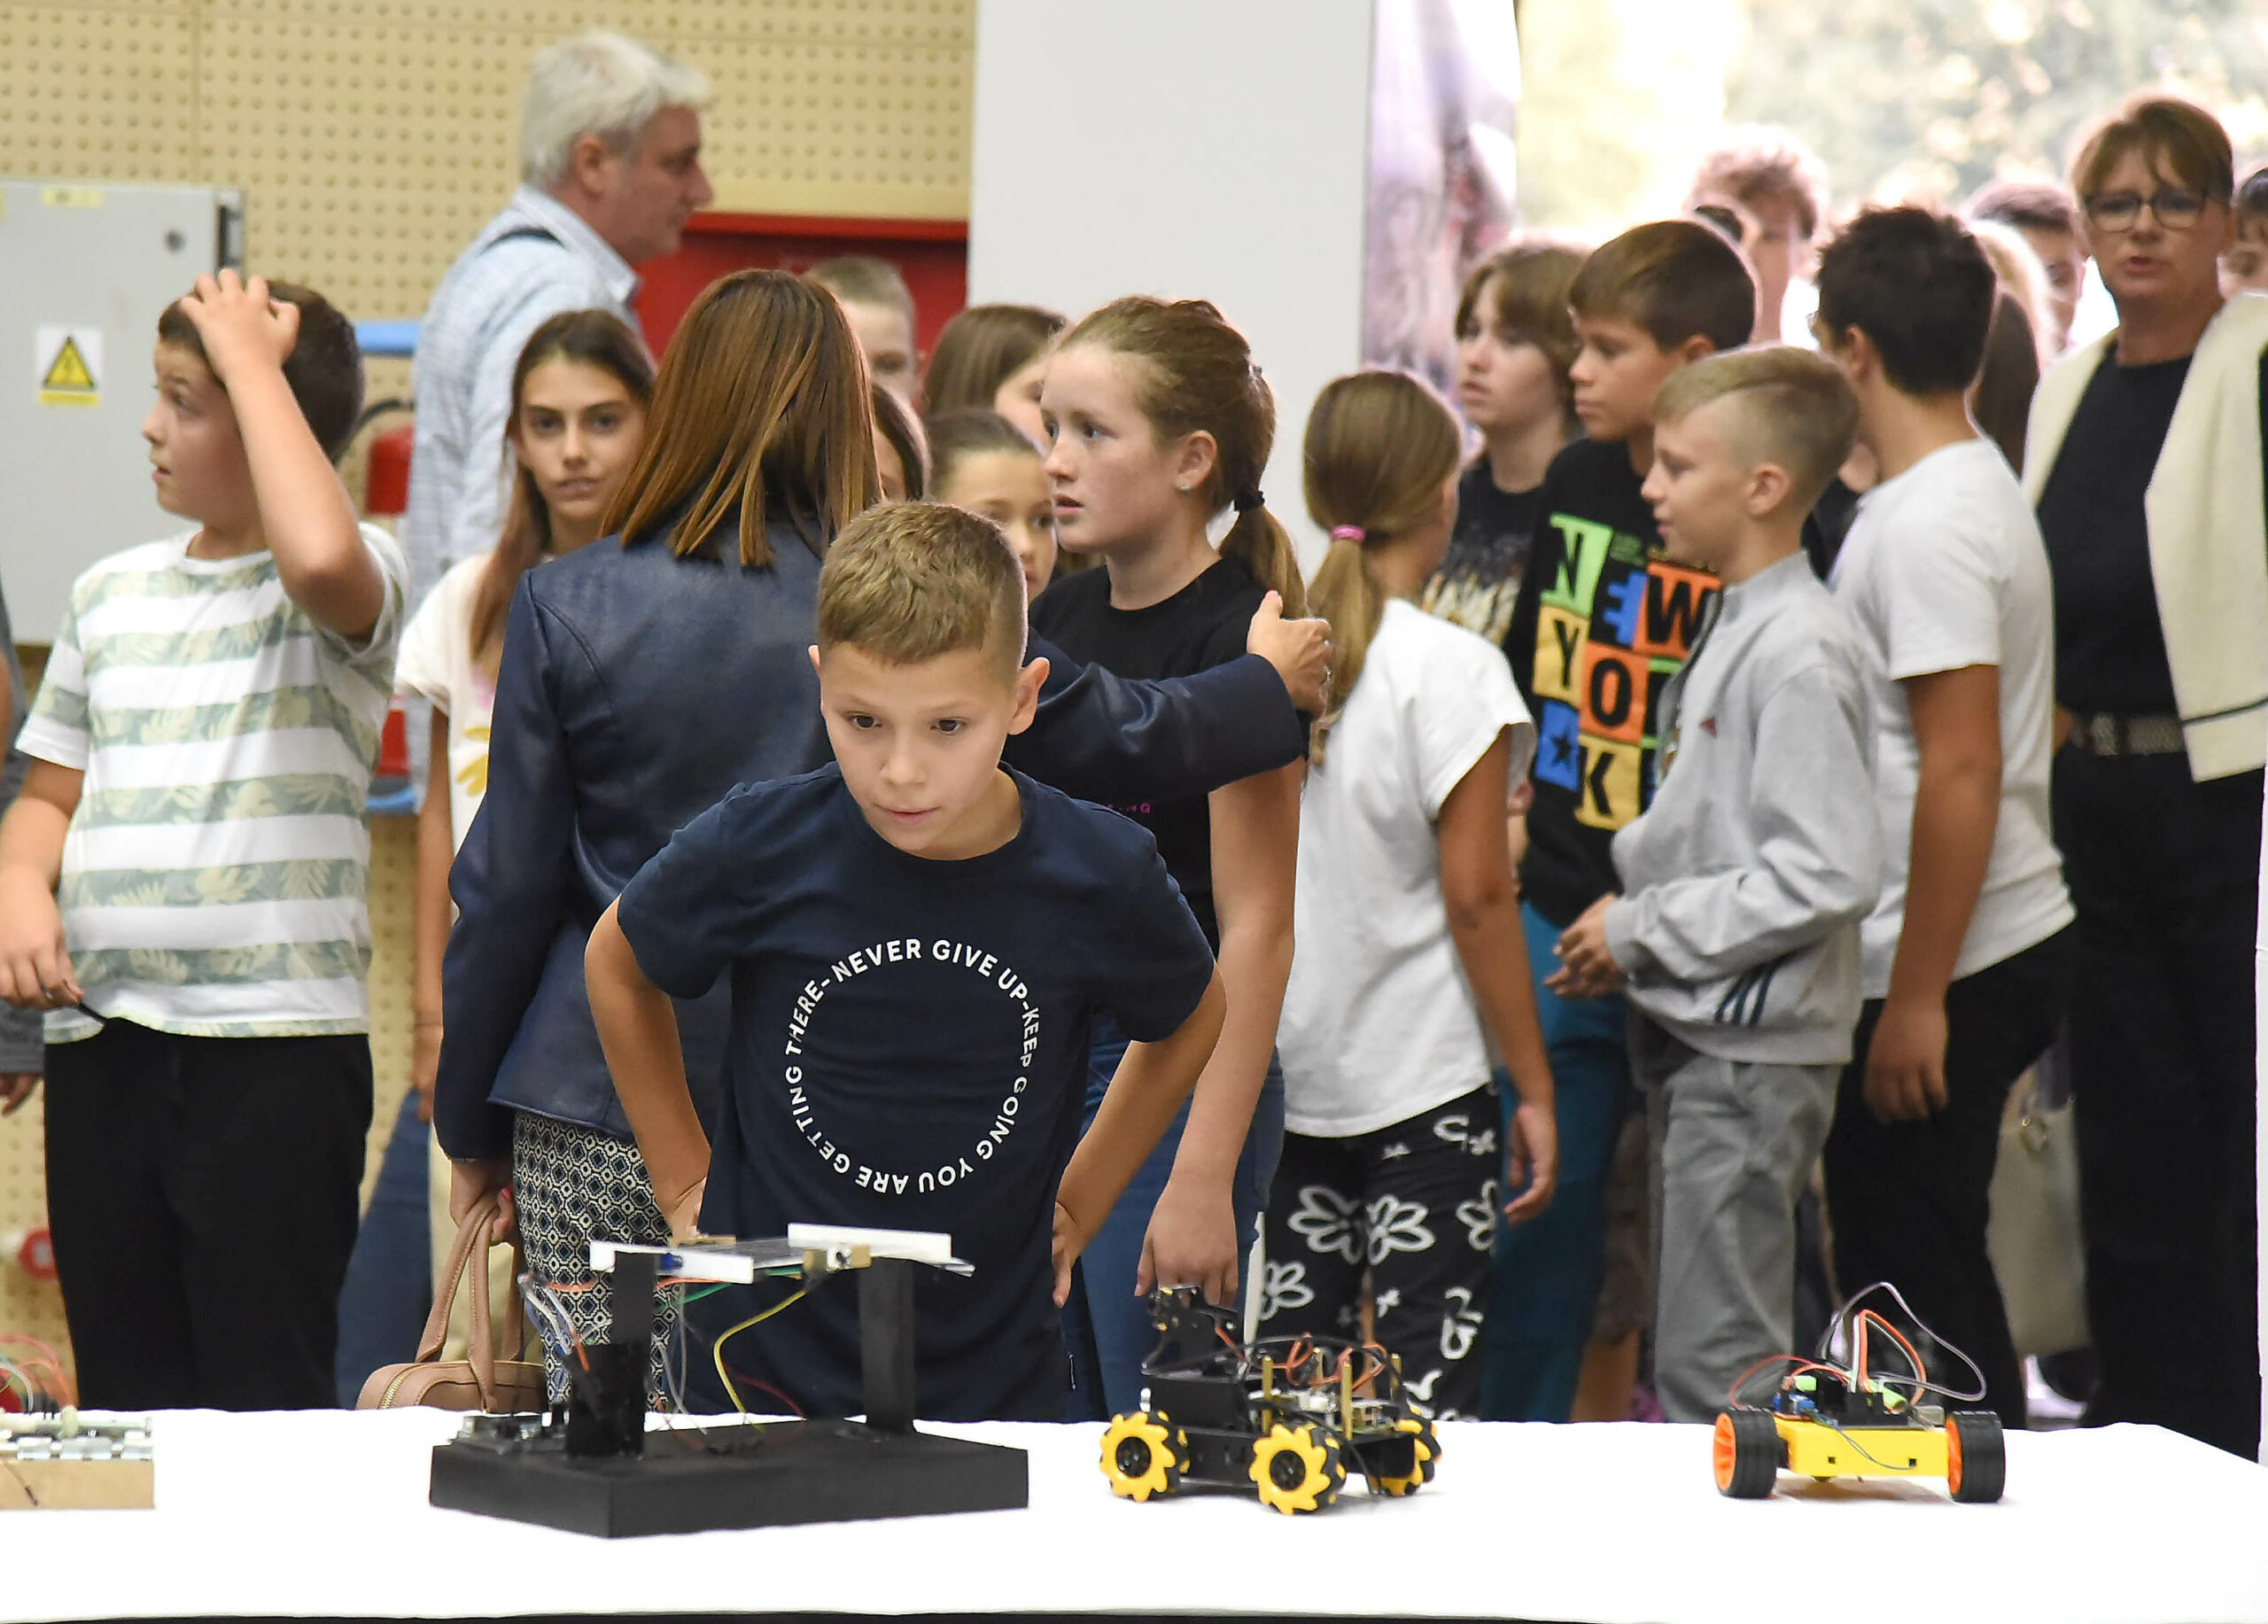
[429,1418,1029,1539]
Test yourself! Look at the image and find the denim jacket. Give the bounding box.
[433,521,1302,1161]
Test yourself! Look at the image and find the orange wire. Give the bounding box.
[1726,1352,1843,1404]
[1859,1310,1928,1386]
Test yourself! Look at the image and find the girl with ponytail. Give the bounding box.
[1264,369,1558,1418]
[1030,295,1303,1416]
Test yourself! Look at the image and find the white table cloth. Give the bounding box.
[7,1410,2267,1624]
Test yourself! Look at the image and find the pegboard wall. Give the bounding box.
[0,0,978,1389]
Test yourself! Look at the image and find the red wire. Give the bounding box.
[1859,1310,1929,1386]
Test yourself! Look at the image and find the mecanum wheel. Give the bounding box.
[1099,1410,1186,1502]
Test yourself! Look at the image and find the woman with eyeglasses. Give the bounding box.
[2023,94,2268,1461]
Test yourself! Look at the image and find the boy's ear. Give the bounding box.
[808,643,823,677]
[1676,334,1718,365]
[1745,461,1796,521]
[1006,655,1050,736]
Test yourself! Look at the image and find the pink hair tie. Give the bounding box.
[1329,525,1366,544]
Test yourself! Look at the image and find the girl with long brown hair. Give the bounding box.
[1263,369,1557,1418]
[1029,295,1305,1417]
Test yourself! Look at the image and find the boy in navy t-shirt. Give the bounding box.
[585,502,1225,1422]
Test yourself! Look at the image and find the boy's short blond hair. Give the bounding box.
[816,501,1028,682]
[1652,346,1858,514]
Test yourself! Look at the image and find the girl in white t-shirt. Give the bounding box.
[390,311,652,1351]
[1262,369,1558,1419]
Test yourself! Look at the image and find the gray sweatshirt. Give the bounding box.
[1604,552,1881,1065]
[1,580,41,1070]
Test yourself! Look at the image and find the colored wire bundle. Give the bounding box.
[0,1335,74,1412]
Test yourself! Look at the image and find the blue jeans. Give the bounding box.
[332,1085,432,1404]
[1063,1013,1285,1419]
[1479,901,1629,1421]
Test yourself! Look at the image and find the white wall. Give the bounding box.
[967,0,1377,573]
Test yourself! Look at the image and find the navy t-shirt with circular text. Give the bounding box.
[615,764,1215,1421]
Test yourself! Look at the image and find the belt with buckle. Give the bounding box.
[2070,711,2186,758]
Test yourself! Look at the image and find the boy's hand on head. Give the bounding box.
[1246,594,1332,716]
[1502,1099,1559,1224]
[1138,1177,1240,1309]
[1051,1200,1089,1307]
[1863,997,1950,1123]
[0,1074,40,1116]
[179,270,300,385]
[0,881,79,1010]
[1544,895,1623,998]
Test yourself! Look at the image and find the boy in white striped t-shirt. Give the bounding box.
[0,270,406,1410]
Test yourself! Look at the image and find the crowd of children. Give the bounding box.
[2,81,2265,1461]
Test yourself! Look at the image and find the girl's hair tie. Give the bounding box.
[1329,524,1367,544]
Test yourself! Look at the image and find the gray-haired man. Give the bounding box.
[401,31,711,607]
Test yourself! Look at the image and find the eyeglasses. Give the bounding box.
[2083,189,2210,233]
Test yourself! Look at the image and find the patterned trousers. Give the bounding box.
[510,1111,681,1406]
[1257,1084,1498,1419]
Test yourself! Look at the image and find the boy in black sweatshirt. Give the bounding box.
[1483,221,1755,1421]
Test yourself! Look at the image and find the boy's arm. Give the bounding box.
[0,761,86,1010]
[586,901,711,1241]
[1008,598,1323,804]
[1865,664,2000,1122]
[1601,667,1883,983]
[1053,972,1226,1305]
[179,272,385,641]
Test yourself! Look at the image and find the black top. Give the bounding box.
[1420,461,1546,644]
[434,520,1304,1162]
[1029,554,1270,947]
[1498,437,1721,929]
[1801,478,1863,583]
[2032,352,2268,717]
[617,765,1214,1421]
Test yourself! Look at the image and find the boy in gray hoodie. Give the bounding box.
[1550,347,1881,1422]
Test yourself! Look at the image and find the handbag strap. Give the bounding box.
[413,1194,501,1365]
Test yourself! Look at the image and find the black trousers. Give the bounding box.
[2054,750,2261,1458]
[44,1020,373,1410]
[1259,1084,1497,1419]
[1823,929,2071,1427]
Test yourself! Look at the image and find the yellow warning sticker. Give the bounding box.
[36,326,103,408]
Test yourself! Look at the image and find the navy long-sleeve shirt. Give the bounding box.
[432,523,1304,1161]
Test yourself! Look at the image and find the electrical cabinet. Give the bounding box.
[0,180,244,644]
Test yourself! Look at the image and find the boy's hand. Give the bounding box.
[1502,1099,1559,1224]
[1051,1201,1089,1307]
[1,1074,40,1116]
[661,1177,707,1246]
[177,270,299,385]
[1246,593,1332,716]
[0,879,79,1009]
[1545,894,1623,998]
[1863,996,1949,1122]
[449,1157,517,1240]
[1138,1177,1240,1308]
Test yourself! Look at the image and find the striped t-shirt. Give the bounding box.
[19,526,407,1041]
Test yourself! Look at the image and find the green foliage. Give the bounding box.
[1727,0,2268,203]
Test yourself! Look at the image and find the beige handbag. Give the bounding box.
[356,1194,548,1412]
[1986,1068,2092,1358]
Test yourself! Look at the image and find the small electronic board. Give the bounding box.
[1099,1287,1439,1514]
[0,1412,153,1511]
[1713,1281,2004,1504]
[429,1225,1026,1538]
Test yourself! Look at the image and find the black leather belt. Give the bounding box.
[2068,711,2186,757]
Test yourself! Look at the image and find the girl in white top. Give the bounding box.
[389,311,652,1353]
[1263,369,1558,1419]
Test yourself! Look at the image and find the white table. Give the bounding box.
[7,1410,2267,1624]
